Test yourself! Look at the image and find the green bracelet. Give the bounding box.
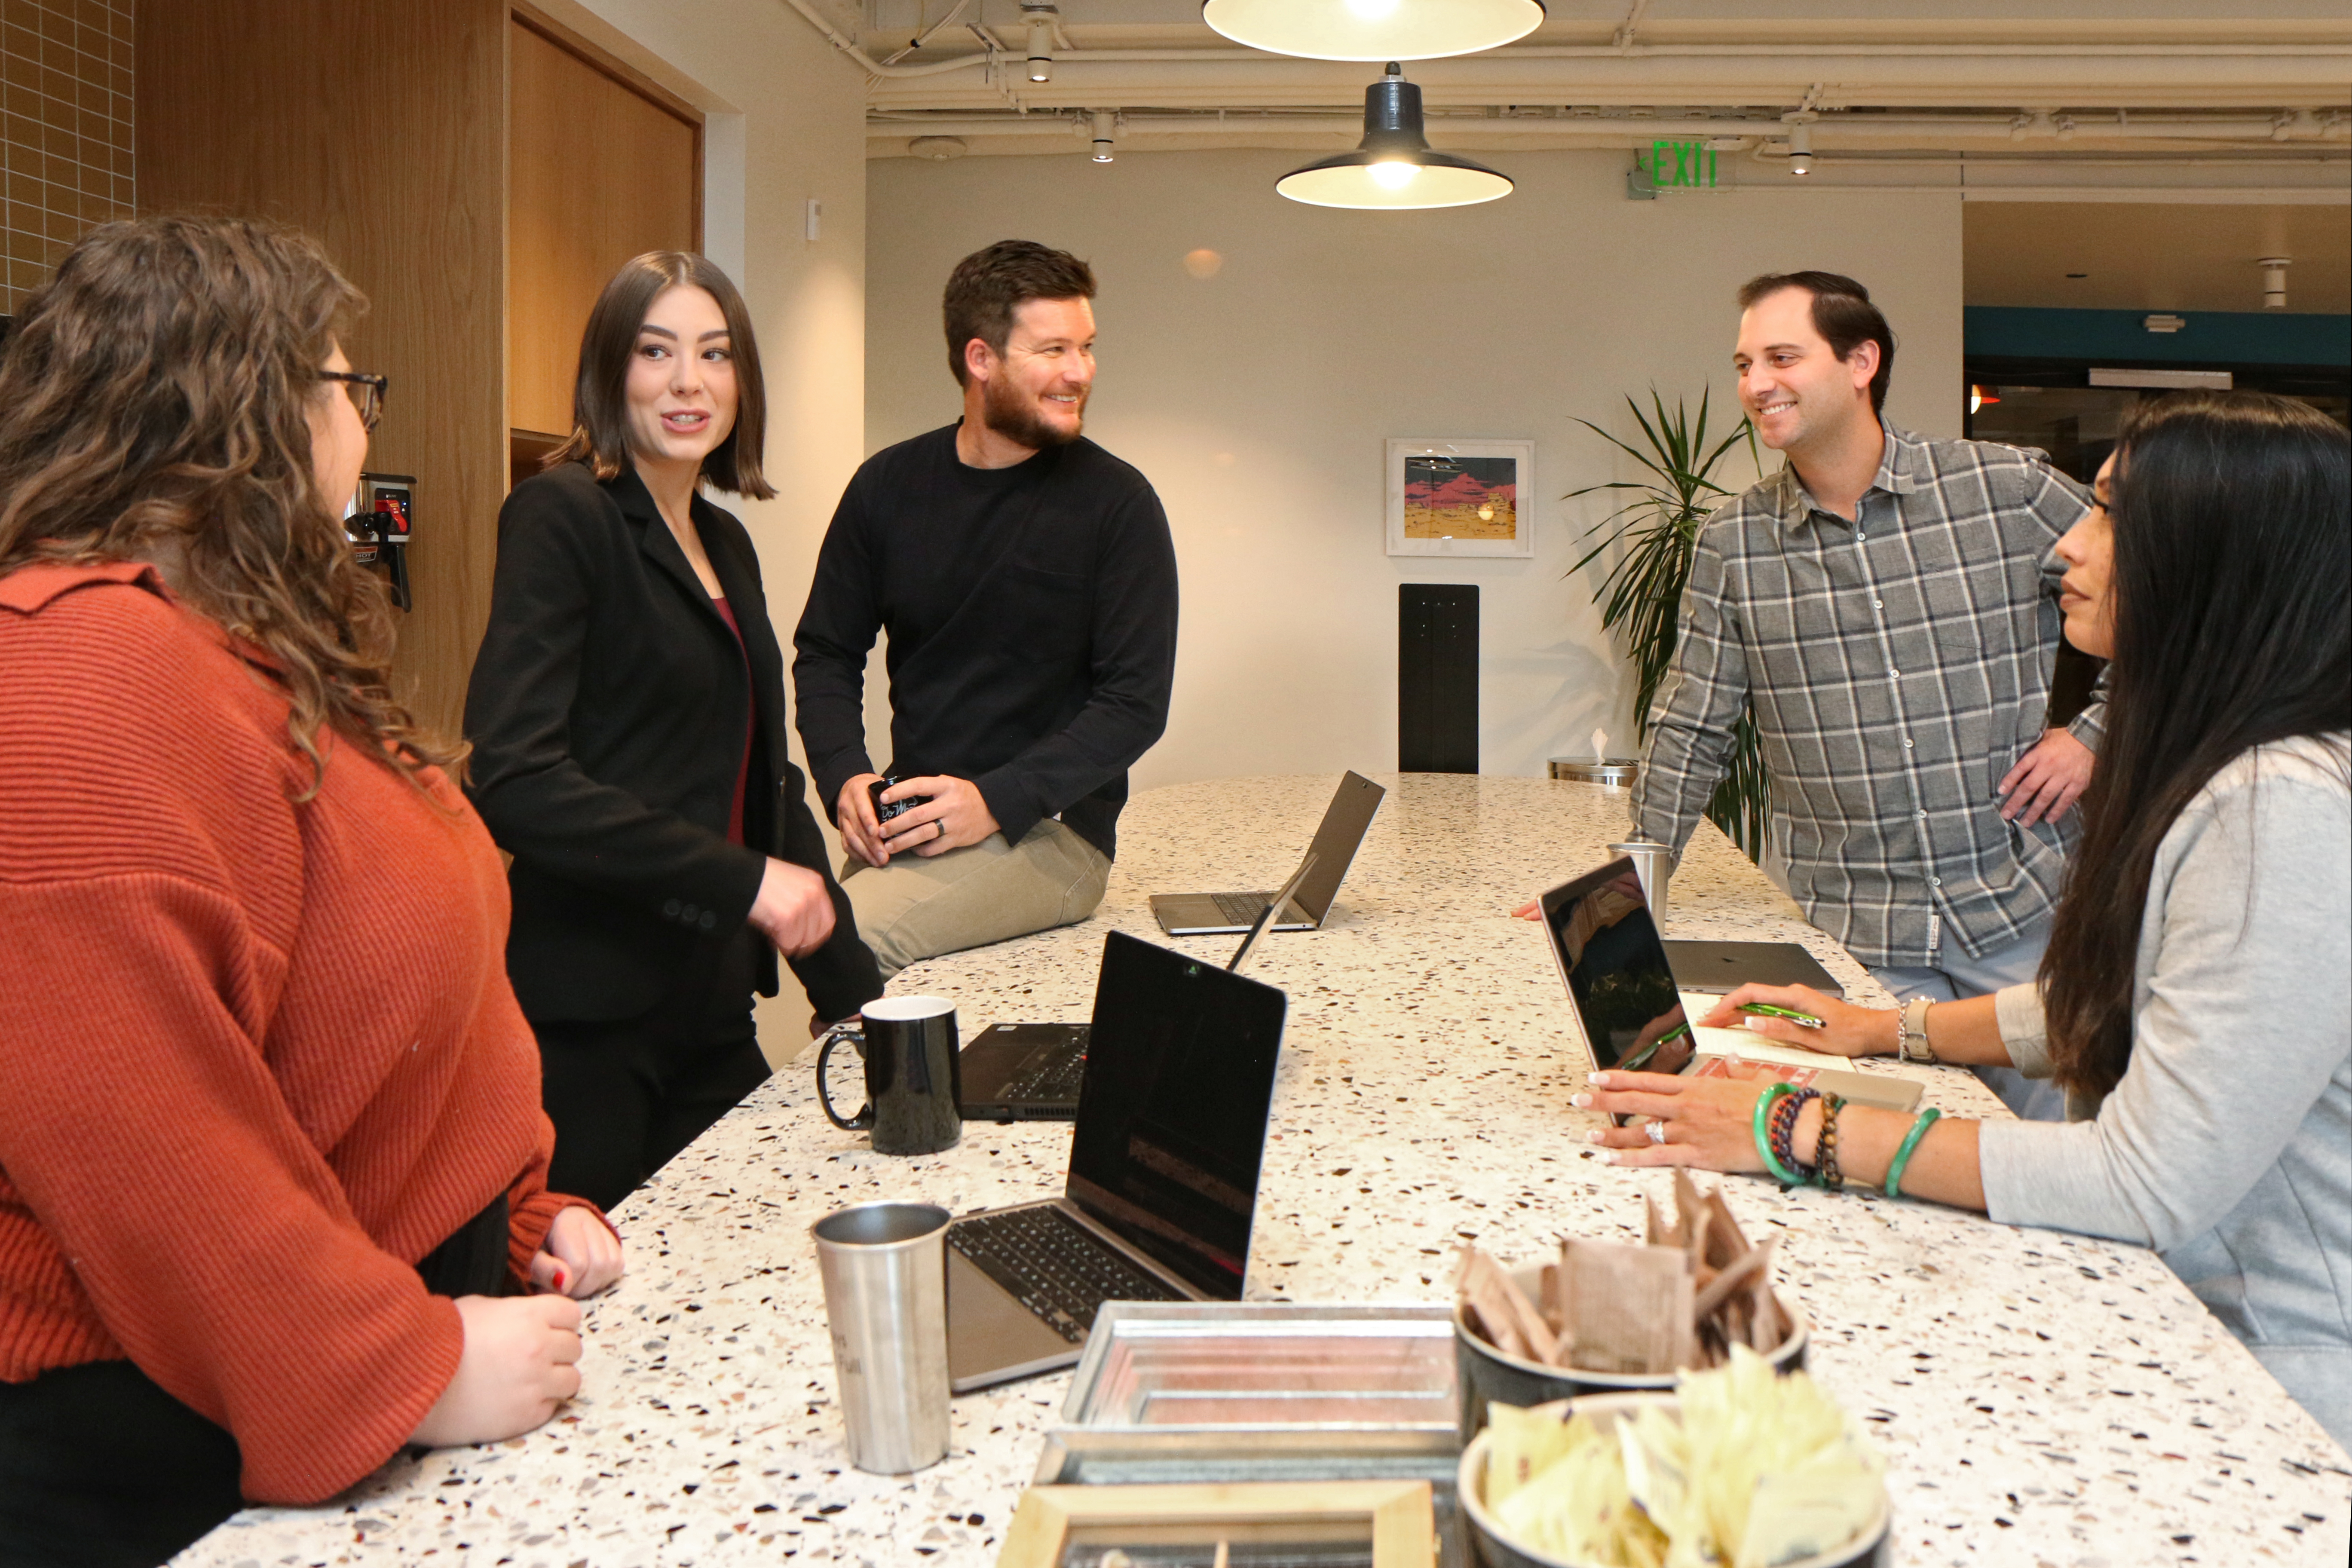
[1752,1083,1806,1185]
[1883,1107,1943,1199]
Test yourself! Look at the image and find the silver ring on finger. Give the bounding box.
[1646,1119,1668,1145]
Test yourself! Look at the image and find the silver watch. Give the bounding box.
[1896,995,1938,1063]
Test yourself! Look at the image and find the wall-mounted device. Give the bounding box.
[345,472,416,610]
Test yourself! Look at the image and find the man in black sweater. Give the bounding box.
[792,240,1178,976]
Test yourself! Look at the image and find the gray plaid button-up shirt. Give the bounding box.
[1632,425,2098,968]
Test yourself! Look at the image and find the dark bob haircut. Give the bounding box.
[1736,270,1897,416]
[943,239,1096,387]
[548,251,773,499]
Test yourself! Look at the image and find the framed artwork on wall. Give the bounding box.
[1384,438,1535,558]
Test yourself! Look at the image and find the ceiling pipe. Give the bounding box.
[867,112,2351,143]
[778,4,2352,78]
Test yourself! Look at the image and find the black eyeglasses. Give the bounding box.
[320,369,388,431]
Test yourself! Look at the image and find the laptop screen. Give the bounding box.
[1065,931,1289,1298]
[1538,858,1694,1075]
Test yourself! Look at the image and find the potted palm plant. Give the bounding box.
[1568,389,1770,859]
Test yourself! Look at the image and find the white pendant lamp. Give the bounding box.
[1277,64,1513,210]
[1204,0,1544,61]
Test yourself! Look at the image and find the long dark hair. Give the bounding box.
[0,216,461,792]
[2042,392,2350,1096]
[547,251,773,499]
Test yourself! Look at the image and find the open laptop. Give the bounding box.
[1150,771,1385,936]
[959,856,1314,1123]
[945,929,1289,1392]
[1539,858,1920,1116]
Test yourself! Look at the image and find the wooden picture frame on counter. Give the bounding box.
[996,1479,1436,1568]
[1385,438,1536,558]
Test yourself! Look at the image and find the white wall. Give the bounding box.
[865,148,1963,791]
[533,0,870,1047]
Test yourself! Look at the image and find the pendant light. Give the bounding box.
[1204,0,1544,62]
[1277,64,1513,210]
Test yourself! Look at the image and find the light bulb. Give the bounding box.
[1348,0,1400,17]
[1369,159,1419,190]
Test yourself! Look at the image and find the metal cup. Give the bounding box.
[811,1200,952,1473]
[1550,758,1640,789]
[1606,839,1674,922]
[816,995,962,1156]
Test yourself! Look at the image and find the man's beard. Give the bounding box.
[983,375,1084,450]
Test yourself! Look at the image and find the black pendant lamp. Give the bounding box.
[1276,64,1512,210]
[1204,0,1544,62]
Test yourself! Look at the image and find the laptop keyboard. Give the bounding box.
[949,1206,1182,1344]
[1212,891,1274,925]
[1001,1047,1087,1103]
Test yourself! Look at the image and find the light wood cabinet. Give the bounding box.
[138,2,701,743]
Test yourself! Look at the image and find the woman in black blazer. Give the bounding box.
[465,253,881,1209]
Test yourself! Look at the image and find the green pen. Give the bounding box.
[1740,1002,1827,1029]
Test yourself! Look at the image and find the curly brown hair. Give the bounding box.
[0,215,461,794]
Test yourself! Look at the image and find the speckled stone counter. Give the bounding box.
[180,775,2350,1568]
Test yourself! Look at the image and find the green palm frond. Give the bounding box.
[1566,390,1773,861]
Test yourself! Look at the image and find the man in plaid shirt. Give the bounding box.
[1632,273,2096,1119]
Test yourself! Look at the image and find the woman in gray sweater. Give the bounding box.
[1580,391,2350,1446]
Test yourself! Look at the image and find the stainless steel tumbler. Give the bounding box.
[811,1200,952,1473]
[1550,758,1640,789]
[1606,838,1674,922]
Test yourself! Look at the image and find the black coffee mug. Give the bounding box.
[817,995,963,1156]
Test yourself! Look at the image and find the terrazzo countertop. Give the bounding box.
[180,775,2350,1568]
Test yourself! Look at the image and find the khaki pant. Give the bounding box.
[841,818,1110,979]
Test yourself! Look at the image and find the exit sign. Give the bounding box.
[1640,139,1723,190]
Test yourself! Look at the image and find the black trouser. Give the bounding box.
[0,1196,512,1568]
[534,933,770,1211]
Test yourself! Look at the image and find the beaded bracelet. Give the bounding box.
[1884,1107,1944,1200]
[1770,1087,1822,1186]
[1816,1094,1847,1191]
[1751,1084,1806,1185]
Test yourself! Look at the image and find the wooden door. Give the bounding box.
[508,12,701,467]
[138,0,508,744]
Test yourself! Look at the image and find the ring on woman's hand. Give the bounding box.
[1646,1120,1668,1145]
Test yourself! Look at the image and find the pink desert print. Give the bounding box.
[1403,455,1518,540]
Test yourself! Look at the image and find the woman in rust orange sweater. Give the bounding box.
[0,218,624,1566]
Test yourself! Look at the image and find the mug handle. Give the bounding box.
[815,1025,874,1131]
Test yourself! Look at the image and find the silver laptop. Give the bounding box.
[1150,771,1385,936]
[944,930,1289,1392]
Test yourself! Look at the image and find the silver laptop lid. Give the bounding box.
[1286,771,1385,923]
